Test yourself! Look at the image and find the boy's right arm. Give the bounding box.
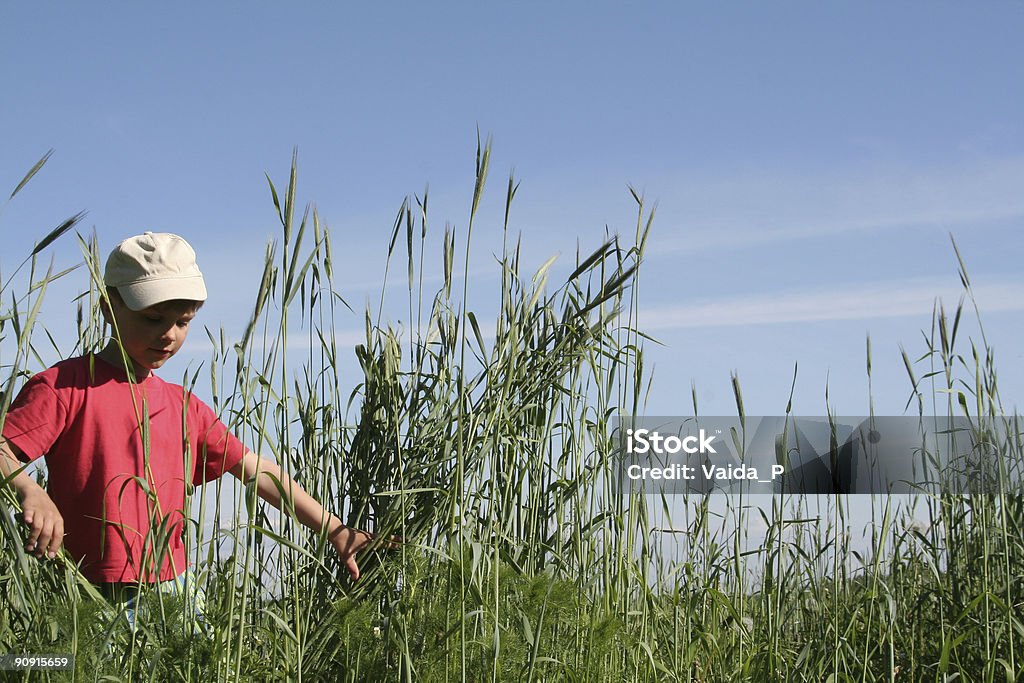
[0,436,64,559]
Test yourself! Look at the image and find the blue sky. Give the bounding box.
[3,3,1023,418]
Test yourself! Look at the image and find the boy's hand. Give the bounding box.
[328,525,376,581]
[20,487,64,560]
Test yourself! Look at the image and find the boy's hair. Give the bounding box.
[104,232,207,311]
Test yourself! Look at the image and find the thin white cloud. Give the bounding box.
[634,277,1024,330]
[335,265,497,295]
[178,327,370,355]
[612,157,1024,256]
[180,276,1021,353]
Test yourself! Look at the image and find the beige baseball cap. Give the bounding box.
[104,232,208,310]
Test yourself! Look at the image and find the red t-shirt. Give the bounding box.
[1,355,246,583]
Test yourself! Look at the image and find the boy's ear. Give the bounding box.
[99,297,113,325]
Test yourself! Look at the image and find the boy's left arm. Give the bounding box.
[228,450,374,580]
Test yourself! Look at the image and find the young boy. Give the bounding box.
[0,231,374,602]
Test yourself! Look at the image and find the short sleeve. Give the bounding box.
[185,394,247,485]
[1,373,68,463]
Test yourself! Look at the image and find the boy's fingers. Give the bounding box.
[48,519,64,558]
[334,527,404,552]
[26,519,42,551]
[22,510,64,558]
[369,534,402,549]
[38,519,54,556]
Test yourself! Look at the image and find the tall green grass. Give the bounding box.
[1,146,1022,682]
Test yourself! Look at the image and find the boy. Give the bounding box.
[0,231,374,604]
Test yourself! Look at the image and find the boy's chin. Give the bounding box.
[129,350,175,371]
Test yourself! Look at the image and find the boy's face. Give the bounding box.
[102,294,198,373]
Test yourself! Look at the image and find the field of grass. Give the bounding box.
[2,147,1022,682]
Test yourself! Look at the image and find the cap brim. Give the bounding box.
[117,276,208,310]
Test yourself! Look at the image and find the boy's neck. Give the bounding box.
[94,343,152,381]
